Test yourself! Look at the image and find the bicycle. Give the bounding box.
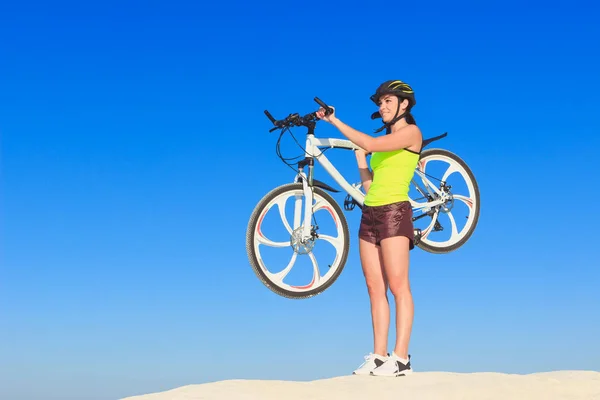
[246,97,480,299]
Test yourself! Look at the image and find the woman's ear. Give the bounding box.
[401,98,409,110]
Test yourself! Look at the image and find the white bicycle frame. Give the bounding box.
[295,134,448,239]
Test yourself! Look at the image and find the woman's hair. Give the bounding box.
[402,101,416,125]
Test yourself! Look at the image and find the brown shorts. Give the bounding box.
[359,200,415,250]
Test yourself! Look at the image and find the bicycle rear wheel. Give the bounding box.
[409,148,480,254]
[246,183,350,299]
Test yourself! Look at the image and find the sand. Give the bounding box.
[120,370,600,400]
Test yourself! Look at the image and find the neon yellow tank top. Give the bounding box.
[364,148,420,206]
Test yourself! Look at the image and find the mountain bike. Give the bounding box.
[246,97,480,299]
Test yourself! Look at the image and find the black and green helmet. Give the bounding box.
[369,79,417,132]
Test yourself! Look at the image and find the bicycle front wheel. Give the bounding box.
[246,183,350,299]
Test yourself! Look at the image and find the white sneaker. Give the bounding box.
[370,352,412,377]
[352,352,388,375]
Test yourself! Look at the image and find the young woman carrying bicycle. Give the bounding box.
[316,80,422,377]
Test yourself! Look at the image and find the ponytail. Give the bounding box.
[405,112,416,125]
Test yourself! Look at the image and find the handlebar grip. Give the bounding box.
[314,97,333,116]
[264,110,277,124]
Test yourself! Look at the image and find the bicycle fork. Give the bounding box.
[296,157,315,241]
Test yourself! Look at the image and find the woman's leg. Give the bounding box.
[380,235,413,359]
[358,238,389,357]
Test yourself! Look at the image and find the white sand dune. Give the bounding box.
[121,370,600,400]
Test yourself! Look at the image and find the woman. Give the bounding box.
[316,80,422,377]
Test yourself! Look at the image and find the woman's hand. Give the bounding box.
[354,148,369,158]
[315,106,337,123]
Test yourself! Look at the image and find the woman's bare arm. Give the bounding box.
[355,150,373,193]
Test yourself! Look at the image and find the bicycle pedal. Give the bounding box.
[344,194,357,211]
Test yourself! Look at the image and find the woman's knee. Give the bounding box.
[389,279,411,298]
[365,278,388,298]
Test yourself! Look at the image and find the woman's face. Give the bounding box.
[378,94,407,122]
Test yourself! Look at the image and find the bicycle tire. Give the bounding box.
[413,148,481,254]
[246,183,350,299]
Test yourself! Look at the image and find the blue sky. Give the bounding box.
[1,1,599,399]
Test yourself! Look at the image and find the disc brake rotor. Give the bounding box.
[439,183,454,213]
[290,226,316,254]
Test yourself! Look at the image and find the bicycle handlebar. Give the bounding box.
[264,97,333,132]
[313,97,333,115]
[264,109,277,124]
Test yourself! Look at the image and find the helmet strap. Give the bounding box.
[374,101,406,134]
